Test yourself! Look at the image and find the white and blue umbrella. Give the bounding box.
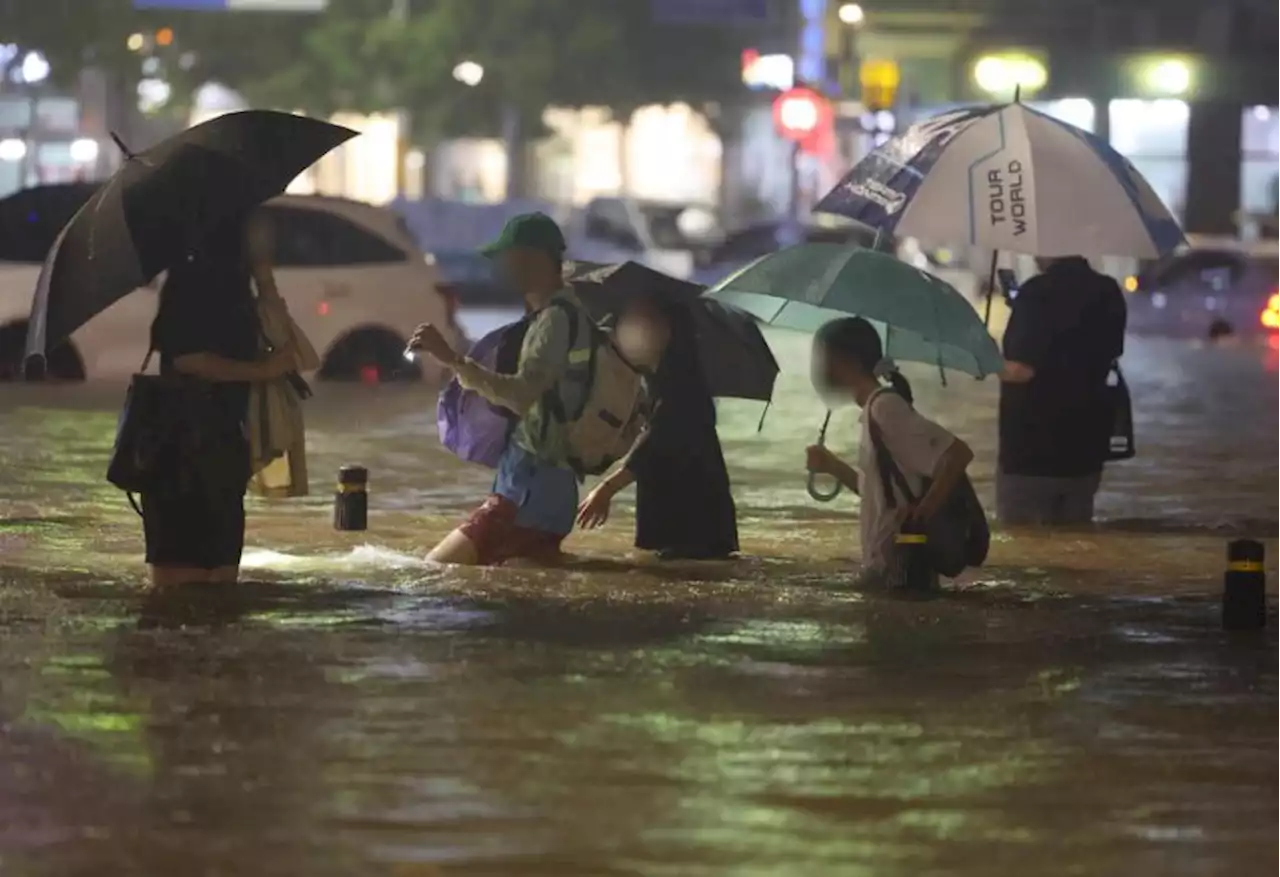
[815,102,1185,260]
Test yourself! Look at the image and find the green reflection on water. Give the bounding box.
[19,652,154,778]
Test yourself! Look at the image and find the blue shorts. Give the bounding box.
[491,444,579,537]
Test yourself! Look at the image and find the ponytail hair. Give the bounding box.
[879,363,915,406]
[815,316,915,405]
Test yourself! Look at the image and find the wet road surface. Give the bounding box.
[0,331,1276,876]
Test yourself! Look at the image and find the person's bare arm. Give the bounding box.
[173,348,292,384]
[916,439,974,520]
[454,307,571,413]
[251,258,280,300]
[825,456,861,494]
[999,360,1035,383]
[807,445,860,495]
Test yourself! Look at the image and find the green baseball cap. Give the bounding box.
[479,212,567,259]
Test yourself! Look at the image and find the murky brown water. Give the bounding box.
[1,331,1276,877]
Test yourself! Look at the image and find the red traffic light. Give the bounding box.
[772,87,830,142]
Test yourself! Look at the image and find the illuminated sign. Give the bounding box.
[741,50,795,91]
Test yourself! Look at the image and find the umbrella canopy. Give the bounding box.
[564,259,702,317]
[706,242,1003,379]
[566,260,779,403]
[25,110,357,361]
[815,102,1185,260]
[0,182,100,263]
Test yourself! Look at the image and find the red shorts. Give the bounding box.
[458,494,566,566]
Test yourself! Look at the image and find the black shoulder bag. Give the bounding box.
[866,394,990,578]
[105,351,223,514]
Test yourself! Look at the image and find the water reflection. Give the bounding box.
[0,333,1276,875]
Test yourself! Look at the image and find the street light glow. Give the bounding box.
[0,138,27,162]
[973,53,1047,97]
[19,51,50,84]
[127,32,146,52]
[1142,58,1191,96]
[452,60,484,87]
[838,3,864,26]
[70,138,100,163]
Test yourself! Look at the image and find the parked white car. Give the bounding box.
[0,193,464,382]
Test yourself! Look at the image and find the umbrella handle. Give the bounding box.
[807,470,843,503]
[806,410,843,503]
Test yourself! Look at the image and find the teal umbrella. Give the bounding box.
[705,242,1003,378]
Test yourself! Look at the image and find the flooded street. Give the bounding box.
[0,330,1276,876]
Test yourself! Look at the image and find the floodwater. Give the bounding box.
[0,329,1276,877]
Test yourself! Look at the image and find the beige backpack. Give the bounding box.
[544,300,648,476]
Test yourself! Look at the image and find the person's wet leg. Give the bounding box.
[427,528,481,565]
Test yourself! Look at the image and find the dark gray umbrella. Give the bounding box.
[25,110,356,364]
[565,260,778,403]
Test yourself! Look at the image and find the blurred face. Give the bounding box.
[616,303,671,368]
[811,340,859,400]
[496,246,556,298]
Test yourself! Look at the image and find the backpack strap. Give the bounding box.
[538,297,590,433]
[865,389,918,510]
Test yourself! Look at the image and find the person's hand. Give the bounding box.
[408,323,460,366]
[805,444,838,475]
[576,484,615,529]
[999,360,1035,384]
[259,343,297,380]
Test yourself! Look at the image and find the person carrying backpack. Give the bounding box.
[802,317,980,588]
[410,212,638,566]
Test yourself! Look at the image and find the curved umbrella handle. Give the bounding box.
[805,410,842,503]
[807,470,843,503]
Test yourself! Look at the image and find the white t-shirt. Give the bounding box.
[856,390,957,571]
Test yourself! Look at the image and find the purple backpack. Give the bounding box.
[436,319,530,468]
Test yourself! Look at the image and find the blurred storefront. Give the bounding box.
[0,47,102,198]
[429,103,722,209]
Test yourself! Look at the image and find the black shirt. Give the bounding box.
[999,258,1126,478]
[154,251,259,436]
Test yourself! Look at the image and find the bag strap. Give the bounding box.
[539,298,590,432]
[865,389,918,510]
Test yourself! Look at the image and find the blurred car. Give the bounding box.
[689,220,876,287]
[1124,236,1279,339]
[425,248,512,308]
[568,196,720,279]
[0,189,464,382]
[689,220,981,302]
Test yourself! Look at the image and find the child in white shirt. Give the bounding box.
[804,317,975,584]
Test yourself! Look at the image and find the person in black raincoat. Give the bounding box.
[576,295,739,559]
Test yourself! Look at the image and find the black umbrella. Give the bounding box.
[24,110,357,364]
[565,260,779,403]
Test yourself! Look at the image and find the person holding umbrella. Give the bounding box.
[22,110,358,587]
[996,255,1127,525]
[141,210,297,587]
[803,318,975,586]
[576,293,739,560]
[705,242,995,584]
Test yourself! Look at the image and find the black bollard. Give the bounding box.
[890,522,938,593]
[1222,539,1266,631]
[334,465,368,531]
